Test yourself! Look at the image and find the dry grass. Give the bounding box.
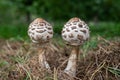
[0,37,120,80]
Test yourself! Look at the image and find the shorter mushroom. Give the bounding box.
[28,18,53,69]
[62,17,90,77]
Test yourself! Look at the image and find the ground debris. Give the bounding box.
[0,38,120,80]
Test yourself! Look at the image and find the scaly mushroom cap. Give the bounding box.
[62,17,90,46]
[28,18,53,44]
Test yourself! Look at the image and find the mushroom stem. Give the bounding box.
[38,47,50,69]
[64,46,79,77]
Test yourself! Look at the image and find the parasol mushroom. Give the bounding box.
[62,17,90,77]
[28,18,53,69]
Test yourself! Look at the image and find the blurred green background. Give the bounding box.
[0,0,120,40]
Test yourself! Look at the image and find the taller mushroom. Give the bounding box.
[28,18,53,69]
[62,17,90,77]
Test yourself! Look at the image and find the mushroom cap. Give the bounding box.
[28,18,53,44]
[62,17,90,46]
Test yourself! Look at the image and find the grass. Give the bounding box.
[0,22,120,40]
[0,60,9,67]
[89,22,120,37]
[108,67,120,77]
[82,36,98,57]
[0,24,28,39]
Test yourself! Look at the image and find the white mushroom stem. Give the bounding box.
[38,47,50,69]
[64,46,79,77]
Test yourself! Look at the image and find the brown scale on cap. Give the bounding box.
[62,30,65,33]
[32,28,35,30]
[78,24,83,28]
[75,30,78,32]
[32,32,34,35]
[69,33,74,38]
[63,35,67,38]
[80,30,87,34]
[77,35,83,40]
[71,26,77,30]
[46,36,50,40]
[39,23,44,26]
[68,17,80,22]
[47,27,52,30]
[33,18,45,23]
[66,28,70,32]
[48,31,53,34]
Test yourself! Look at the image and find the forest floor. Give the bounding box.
[0,36,120,80]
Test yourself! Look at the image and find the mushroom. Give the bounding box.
[62,17,90,77]
[28,18,53,69]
